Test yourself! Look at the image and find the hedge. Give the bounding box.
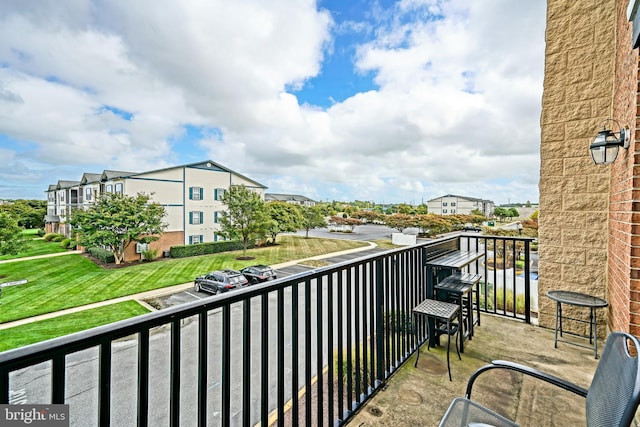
[169,240,254,258]
[43,232,64,241]
[87,247,116,263]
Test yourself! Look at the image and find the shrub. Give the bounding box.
[44,232,63,241]
[141,249,158,261]
[169,240,254,258]
[37,229,46,237]
[68,239,77,250]
[60,238,72,249]
[87,247,115,264]
[52,235,65,242]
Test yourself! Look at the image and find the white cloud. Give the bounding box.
[0,0,545,205]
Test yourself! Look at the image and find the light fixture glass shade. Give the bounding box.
[590,144,619,165]
[590,128,622,165]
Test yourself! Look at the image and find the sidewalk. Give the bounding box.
[0,241,379,331]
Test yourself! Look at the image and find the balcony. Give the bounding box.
[0,233,591,427]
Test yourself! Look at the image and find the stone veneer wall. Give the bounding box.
[539,0,617,332]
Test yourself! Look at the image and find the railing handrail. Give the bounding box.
[0,234,535,426]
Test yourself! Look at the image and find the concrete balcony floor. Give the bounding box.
[346,314,631,426]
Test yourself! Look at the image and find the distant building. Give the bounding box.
[427,194,495,217]
[45,160,266,261]
[265,193,316,207]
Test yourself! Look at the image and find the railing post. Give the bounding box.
[524,239,531,324]
[375,258,385,384]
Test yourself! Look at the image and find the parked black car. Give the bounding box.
[240,265,277,285]
[462,223,482,232]
[194,269,249,295]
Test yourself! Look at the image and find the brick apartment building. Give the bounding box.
[45,160,266,262]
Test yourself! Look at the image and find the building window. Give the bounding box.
[451,202,456,206]
[85,188,92,201]
[106,184,113,193]
[443,209,448,213]
[214,188,226,201]
[189,211,203,225]
[189,235,203,245]
[189,187,203,200]
[451,209,456,213]
[214,211,223,223]
[135,243,149,253]
[115,183,123,194]
[443,202,447,206]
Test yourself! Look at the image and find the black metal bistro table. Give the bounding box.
[425,250,484,349]
[413,298,461,381]
[546,290,608,358]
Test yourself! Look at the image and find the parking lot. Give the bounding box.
[145,245,389,309]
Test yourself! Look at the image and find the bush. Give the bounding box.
[68,239,77,250]
[141,249,158,261]
[60,238,72,249]
[169,240,254,258]
[44,232,64,241]
[52,235,65,242]
[87,247,115,263]
[37,229,46,237]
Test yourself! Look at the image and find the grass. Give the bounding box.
[0,301,150,352]
[0,231,69,261]
[0,235,368,324]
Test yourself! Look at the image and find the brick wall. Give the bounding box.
[122,231,185,262]
[609,0,638,335]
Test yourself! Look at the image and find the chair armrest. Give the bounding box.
[465,360,588,399]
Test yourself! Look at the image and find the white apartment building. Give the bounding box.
[265,193,316,207]
[45,160,266,261]
[427,194,495,217]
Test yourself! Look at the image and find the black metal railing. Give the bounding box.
[0,234,534,426]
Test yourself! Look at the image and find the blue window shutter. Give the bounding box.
[200,235,203,243]
[214,189,219,200]
[189,211,193,224]
[199,187,203,200]
[189,236,193,245]
[189,187,193,200]
[214,211,218,223]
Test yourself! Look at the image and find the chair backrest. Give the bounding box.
[586,332,640,427]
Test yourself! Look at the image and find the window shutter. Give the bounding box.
[199,187,203,200]
[214,189,219,200]
[189,211,193,224]
[189,236,193,245]
[214,211,218,223]
[189,187,193,200]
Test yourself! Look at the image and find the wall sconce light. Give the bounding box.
[589,119,630,165]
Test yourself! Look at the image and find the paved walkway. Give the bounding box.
[0,241,379,331]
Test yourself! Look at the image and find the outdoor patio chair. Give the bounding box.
[438,331,640,427]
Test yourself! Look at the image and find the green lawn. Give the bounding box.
[0,231,68,261]
[0,301,151,352]
[0,235,368,324]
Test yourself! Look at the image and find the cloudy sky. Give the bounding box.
[0,0,546,205]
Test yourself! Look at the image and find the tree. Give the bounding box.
[218,185,270,255]
[415,204,429,215]
[493,207,508,221]
[300,205,326,238]
[396,203,413,215]
[265,202,303,244]
[0,200,46,229]
[508,207,520,220]
[70,192,167,264]
[384,213,417,233]
[0,212,28,255]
